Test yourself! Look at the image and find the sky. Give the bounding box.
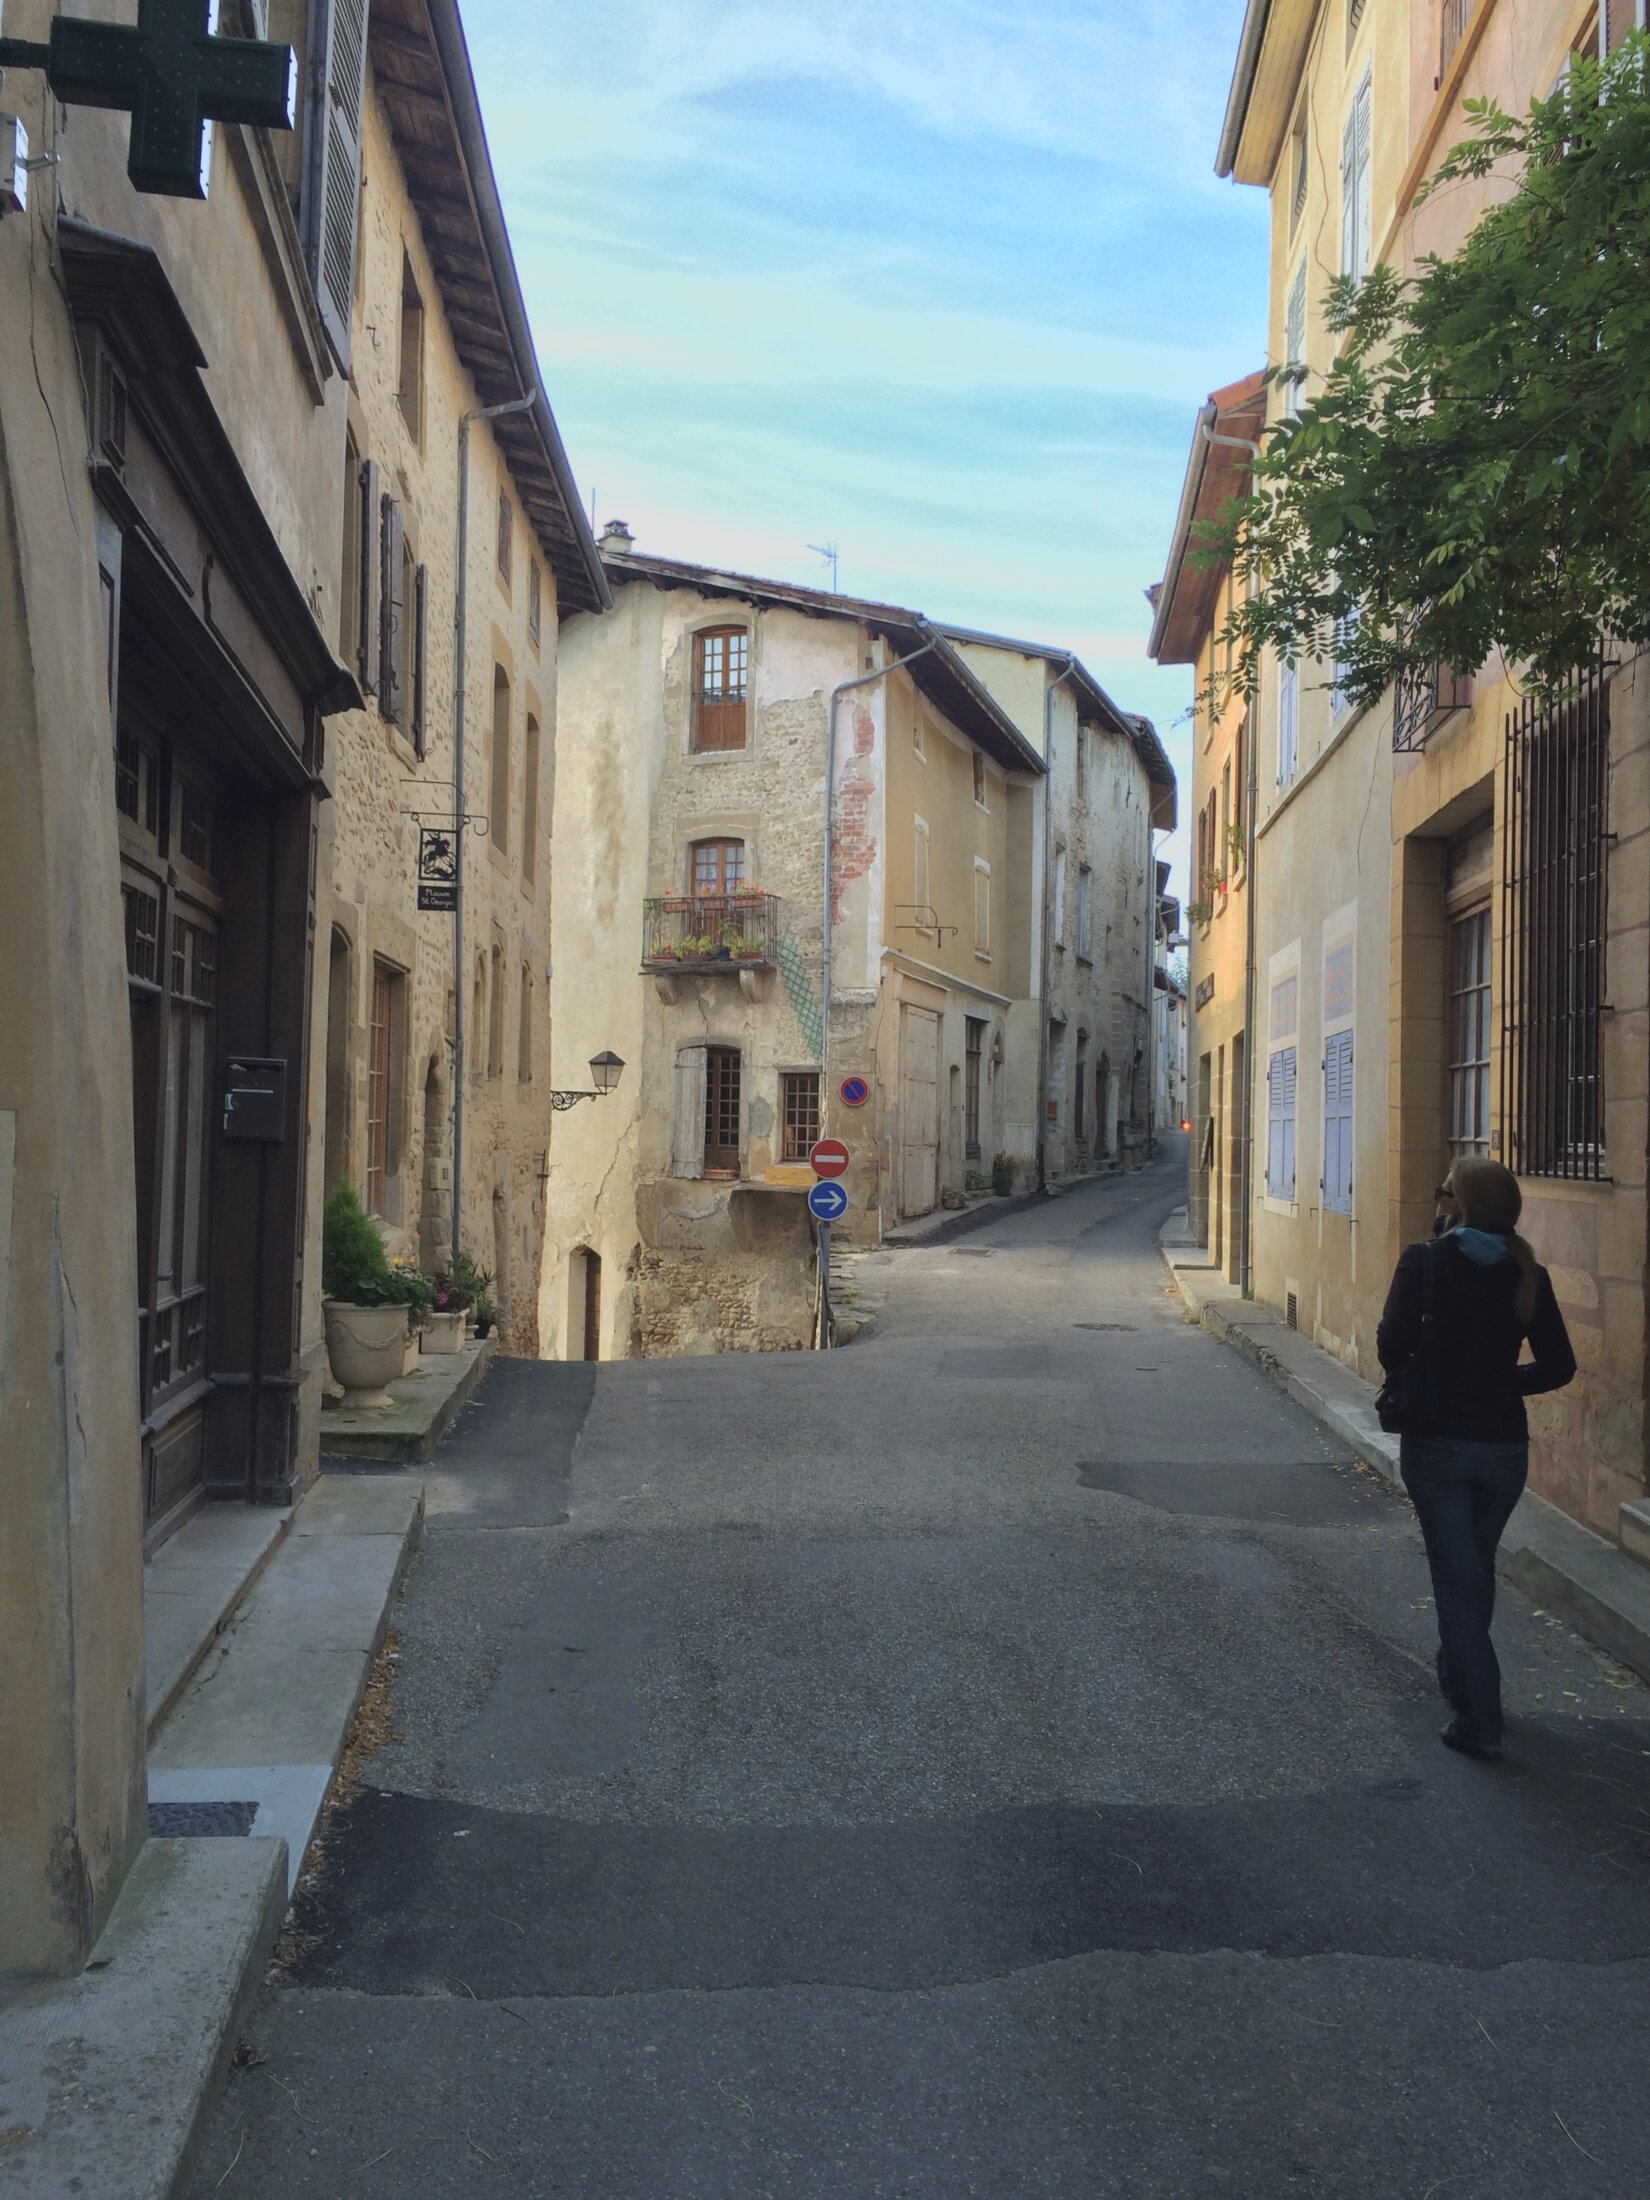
[466,0,1270,898]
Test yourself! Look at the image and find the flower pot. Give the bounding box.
[322,1300,409,1409]
[423,1309,465,1355]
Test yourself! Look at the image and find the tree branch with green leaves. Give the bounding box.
[1197,35,1650,715]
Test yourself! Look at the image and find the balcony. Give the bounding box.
[642,892,781,976]
[1393,662,1471,752]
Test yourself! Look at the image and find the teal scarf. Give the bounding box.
[1452,1225,1511,1266]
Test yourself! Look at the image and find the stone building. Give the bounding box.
[1210,0,1650,1541]
[1149,371,1266,1280]
[0,0,358,1976]
[316,0,607,1356]
[943,630,1178,1184]
[544,541,1057,1359]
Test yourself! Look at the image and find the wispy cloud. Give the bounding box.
[469,0,1268,889]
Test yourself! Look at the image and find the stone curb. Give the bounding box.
[1159,1219,1650,1690]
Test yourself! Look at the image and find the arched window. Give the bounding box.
[522,711,541,883]
[691,626,749,751]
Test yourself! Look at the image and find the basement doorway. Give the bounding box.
[568,1247,602,1361]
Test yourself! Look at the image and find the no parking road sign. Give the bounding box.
[809,1138,850,1179]
[839,1075,869,1109]
[807,1179,849,1223]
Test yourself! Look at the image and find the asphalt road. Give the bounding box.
[194,1147,1650,2198]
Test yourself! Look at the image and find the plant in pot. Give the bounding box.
[322,1187,427,1408]
[651,941,682,965]
[731,934,763,962]
[447,1252,492,1338]
[472,1291,497,1341]
[991,1153,1014,1198]
[423,1274,470,1354]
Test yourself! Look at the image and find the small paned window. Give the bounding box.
[692,838,746,897]
[974,860,992,957]
[692,627,749,751]
[781,1071,821,1161]
[367,961,394,1214]
[398,253,424,440]
[704,1047,741,1173]
[973,752,988,808]
[965,1018,985,1158]
[528,561,542,650]
[179,782,215,873]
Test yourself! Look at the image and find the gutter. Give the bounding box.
[1216,0,1273,179]
[421,0,611,614]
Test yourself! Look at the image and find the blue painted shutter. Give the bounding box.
[1267,1045,1298,1197]
[1322,1032,1354,1213]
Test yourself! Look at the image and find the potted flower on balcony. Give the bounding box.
[650,941,683,965]
[322,1187,433,1407]
[730,934,764,962]
[680,933,713,962]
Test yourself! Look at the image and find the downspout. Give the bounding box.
[817,634,937,1346]
[451,387,537,1269]
[1036,656,1079,1194]
[1240,699,1260,1295]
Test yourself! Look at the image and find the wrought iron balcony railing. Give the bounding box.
[642,891,780,972]
[1393,662,1472,752]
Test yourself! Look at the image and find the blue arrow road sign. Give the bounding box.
[807,1179,849,1223]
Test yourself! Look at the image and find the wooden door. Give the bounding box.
[582,1250,601,1361]
[899,1005,940,1218]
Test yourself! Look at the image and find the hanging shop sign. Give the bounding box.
[416,826,459,912]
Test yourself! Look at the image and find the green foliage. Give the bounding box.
[322,1184,390,1303]
[1199,35,1650,710]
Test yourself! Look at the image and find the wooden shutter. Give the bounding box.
[1322,1031,1354,1213]
[1285,262,1306,417]
[1353,78,1373,279]
[1339,104,1359,277]
[671,1045,707,1179]
[1278,660,1298,781]
[380,498,405,722]
[303,0,369,372]
[358,458,379,695]
[1267,1045,1297,1196]
[412,564,428,755]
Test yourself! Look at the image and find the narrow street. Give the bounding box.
[195,1148,1650,2199]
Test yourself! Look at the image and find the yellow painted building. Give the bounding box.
[1215,0,1650,1539]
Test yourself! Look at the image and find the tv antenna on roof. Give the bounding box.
[808,541,840,593]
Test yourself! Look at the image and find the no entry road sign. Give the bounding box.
[807,1179,849,1223]
[809,1138,850,1179]
[839,1075,870,1108]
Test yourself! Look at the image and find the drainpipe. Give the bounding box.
[1240,699,1260,1296]
[817,634,937,1347]
[451,387,537,1269]
[1036,656,1079,1194]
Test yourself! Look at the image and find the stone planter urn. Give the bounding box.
[422,1309,465,1355]
[322,1301,409,1409]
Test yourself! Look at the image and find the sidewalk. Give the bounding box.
[1160,1211,1650,1688]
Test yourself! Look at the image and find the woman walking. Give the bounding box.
[1377,1157,1575,1762]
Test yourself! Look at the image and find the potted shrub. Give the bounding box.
[472,1290,497,1341]
[991,1153,1013,1198]
[651,941,682,966]
[322,1187,429,1407]
[731,934,763,962]
[680,933,712,962]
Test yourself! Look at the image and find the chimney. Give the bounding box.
[598,519,634,556]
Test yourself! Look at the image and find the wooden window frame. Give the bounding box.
[704,1046,742,1175]
[964,1017,985,1159]
[528,560,542,652]
[489,666,511,857]
[974,857,992,960]
[691,626,750,753]
[691,837,747,897]
[780,1070,821,1162]
[397,250,424,443]
[366,960,395,1216]
[496,489,513,590]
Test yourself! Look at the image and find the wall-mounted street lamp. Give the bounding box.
[549,1052,625,1112]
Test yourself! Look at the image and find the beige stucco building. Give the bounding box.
[1213,0,1650,1540]
[545,542,1064,1359]
[1151,371,1265,1281]
[315,0,606,1358]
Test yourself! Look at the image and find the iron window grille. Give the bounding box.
[1393,660,1471,751]
[1501,662,1610,1180]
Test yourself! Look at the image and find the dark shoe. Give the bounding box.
[1441,1721,1502,1763]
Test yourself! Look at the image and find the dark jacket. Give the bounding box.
[1376,1235,1576,1444]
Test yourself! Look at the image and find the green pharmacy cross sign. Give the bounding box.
[0,0,293,197]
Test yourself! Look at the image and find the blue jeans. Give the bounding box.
[1400,1435,1528,1749]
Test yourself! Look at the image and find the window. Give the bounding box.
[972,751,988,808]
[1077,866,1092,959]
[1341,71,1372,282]
[488,944,505,1078]
[913,711,925,760]
[522,713,541,885]
[1220,763,1232,883]
[781,1072,821,1160]
[471,954,486,1084]
[1347,0,1368,42]
[1322,1019,1354,1216]
[397,252,424,440]
[496,490,513,588]
[1053,844,1067,947]
[518,964,533,1082]
[692,627,749,751]
[965,1018,985,1158]
[1448,907,1491,1159]
[1441,0,1474,75]
[379,496,407,722]
[913,818,931,927]
[342,453,379,694]
[974,858,992,958]
[528,561,542,652]
[299,0,369,370]
[691,837,745,896]
[490,667,511,855]
[704,1047,741,1173]
[1330,598,1359,720]
[1076,724,1087,798]
[366,960,402,1215]
[1290,109,1309,230]
[340,432,362,664]
[1284,261,1307,420]
[1267,1046,1298,1197]
[1233,720,1247,855]
[1503,666,1608,1178]
[1278,659,1299,783]
[410,563,428,757]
